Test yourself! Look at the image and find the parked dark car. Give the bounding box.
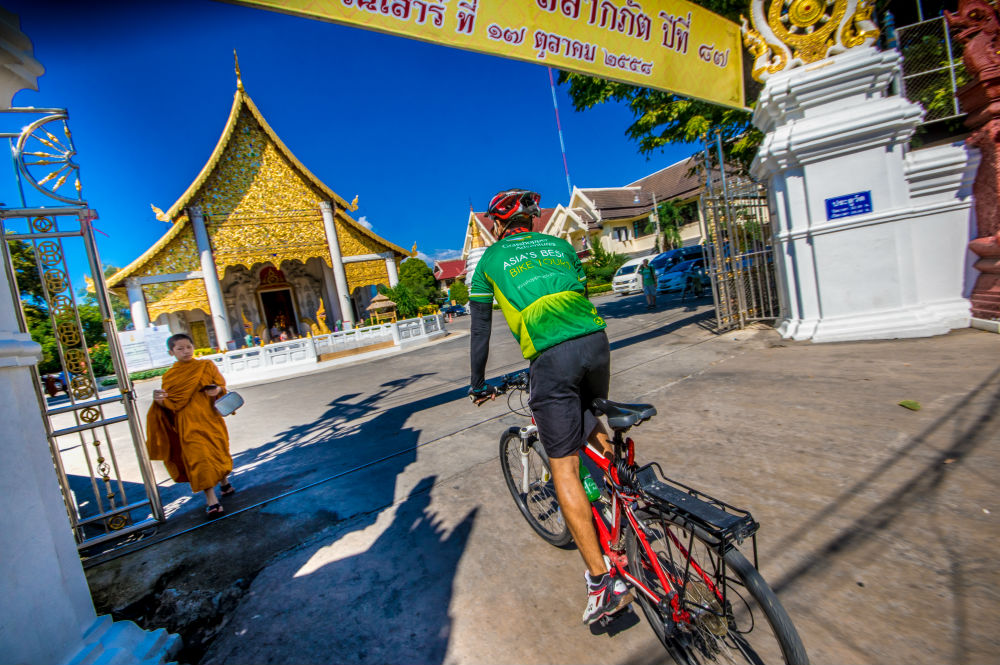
[656,258,706,293]
[441,304,467,316]
[652,245,705,277]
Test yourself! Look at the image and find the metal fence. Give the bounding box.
[897,15,966,124]
[701,172,779,332]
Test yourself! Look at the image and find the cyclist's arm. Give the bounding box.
[469,300,493,390]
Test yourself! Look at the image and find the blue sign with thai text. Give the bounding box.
[825,191,872,220]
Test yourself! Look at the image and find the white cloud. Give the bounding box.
[429,248,463,261]
[357,216,373,230]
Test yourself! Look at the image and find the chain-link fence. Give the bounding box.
[897,16,966,124]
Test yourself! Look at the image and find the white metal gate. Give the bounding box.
[1,107,164,549]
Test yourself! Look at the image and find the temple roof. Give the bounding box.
[107,83,408,291]
[433,259,466,281]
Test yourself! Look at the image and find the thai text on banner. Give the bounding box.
[229,0,745,109]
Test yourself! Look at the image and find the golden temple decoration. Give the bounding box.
[470,217,485,249]
[345,259,390,294]
[742,0,879,82]
[151,204,170,222]
[841,0,879,49]
[234,49,243,91]
[147,279,210,321]
[107,73,410,320]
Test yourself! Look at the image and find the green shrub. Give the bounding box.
[130,367,169,381]
[88,342,114,377]
[588,283,614,296]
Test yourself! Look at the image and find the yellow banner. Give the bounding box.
[230,0,744,109]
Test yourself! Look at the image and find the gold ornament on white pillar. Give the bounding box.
[741,0,880,82]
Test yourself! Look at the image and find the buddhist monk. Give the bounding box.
[146,333,235,516]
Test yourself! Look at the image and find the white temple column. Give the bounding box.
[320,262,342,327]
[188,205,233,348]
[319,200,355,330]
[166,312,184,334]
[0,13,178,664]
[382,252,399,287]
[125,278,149,330]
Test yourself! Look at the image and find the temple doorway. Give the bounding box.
[259,287,298,339]
[189,320,211,350]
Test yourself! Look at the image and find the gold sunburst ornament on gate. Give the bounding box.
[14,113,85,205]
[741,0,880,82]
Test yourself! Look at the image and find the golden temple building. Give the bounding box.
[107,62,409,349]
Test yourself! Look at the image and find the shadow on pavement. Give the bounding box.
[87,373,468,561]
[769,366,1000,592]
[607,309,714,353]
[203,476,478,665]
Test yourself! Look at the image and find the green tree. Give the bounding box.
[556,0,767,171]
[584,240,629,284]
[448,280,469,306]
[378,282,421,319]
[398,258,437,303]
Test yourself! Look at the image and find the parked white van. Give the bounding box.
[611,257,648,295]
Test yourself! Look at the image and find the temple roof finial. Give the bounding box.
[234,49,243,91]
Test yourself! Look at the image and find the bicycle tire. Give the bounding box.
[625,509,808,665]
[499,427,572,548]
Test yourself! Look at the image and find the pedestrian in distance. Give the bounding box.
[145,333,236,516]
[467,188,634,626]
[639,258,656,309]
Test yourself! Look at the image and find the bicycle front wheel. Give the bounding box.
[626,509,808,665]
[499,428,572,547]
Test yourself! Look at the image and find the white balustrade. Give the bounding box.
[202,316,445,380]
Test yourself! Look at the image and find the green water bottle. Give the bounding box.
[579,459,601,502]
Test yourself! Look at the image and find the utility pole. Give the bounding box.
[651,190,660,252]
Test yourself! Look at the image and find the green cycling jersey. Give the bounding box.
[469,231,606,359]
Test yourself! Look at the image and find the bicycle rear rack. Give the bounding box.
[635,463,759,550]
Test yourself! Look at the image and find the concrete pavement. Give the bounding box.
[83,292,1000,664]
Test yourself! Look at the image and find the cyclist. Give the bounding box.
[468,189,634,625]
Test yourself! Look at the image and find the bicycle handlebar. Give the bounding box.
[488,369,529,395]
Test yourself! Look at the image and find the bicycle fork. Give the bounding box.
[518,425,539,494]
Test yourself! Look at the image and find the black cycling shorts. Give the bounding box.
[528,330,610,459]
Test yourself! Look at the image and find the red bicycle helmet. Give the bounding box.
[487,189,541,222]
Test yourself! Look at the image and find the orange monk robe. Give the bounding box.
[145,358,232,493]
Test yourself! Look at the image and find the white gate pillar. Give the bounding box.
[0,13,179,664]
[744,4,978,342]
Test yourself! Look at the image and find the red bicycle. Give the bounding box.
[493,370,809,665]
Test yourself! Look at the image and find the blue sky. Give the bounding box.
[7,0,695,270]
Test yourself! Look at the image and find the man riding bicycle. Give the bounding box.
[468,189,634,625]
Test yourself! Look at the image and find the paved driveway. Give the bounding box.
[84,293,1000,664]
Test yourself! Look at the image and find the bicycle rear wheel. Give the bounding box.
[499,428,572,547]
[625,509,808,665]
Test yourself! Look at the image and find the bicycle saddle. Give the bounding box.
[591,398,657,430]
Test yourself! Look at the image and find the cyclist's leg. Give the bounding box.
[528,334,607,577]
[581,331,612,460]
[549,454,607,576]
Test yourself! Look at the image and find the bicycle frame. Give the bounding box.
[496,369,731,630]
[580,434,728,629]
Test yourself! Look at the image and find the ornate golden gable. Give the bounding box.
[107,81,411,310]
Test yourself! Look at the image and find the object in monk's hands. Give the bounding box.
[214,391,244,416]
